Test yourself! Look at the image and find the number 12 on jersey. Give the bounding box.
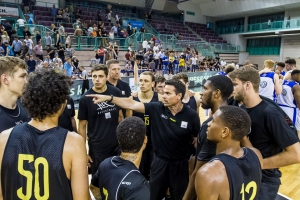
[240,181,257,200]
[17,154,50,200]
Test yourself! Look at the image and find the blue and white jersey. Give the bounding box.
[277,80,298,125]
[281,71,286,76]
[259,72,275,100]
[215,71,226,76]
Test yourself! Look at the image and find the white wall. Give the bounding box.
[177,1,206,24]
[247,55,280,70]
[281,35,300,68]
[239,52,249,65]
[221,34,247,51]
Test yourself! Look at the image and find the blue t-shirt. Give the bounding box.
[63,62,73,76]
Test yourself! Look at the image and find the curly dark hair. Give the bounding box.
[116,116,146,153]
[218,106,251,141]
[22,70,73,121]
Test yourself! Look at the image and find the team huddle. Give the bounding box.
[0,56,299,200]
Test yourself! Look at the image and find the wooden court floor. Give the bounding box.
[75,105,299,199]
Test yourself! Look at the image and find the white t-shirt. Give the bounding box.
[191,57,198,65]
[24,39,33,50]
[17,19,25,27]
[154,52,161,60]
[142,41,148,48]
[153,46,159,52]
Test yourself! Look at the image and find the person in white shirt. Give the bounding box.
[128,45,133,52]
[24,35,33,55]
[142,39,148,53]
[58,23,65,35]
[17,17,25,33]
[153,43,159,52]
[53,54,62,64]
[190,55,198,72]
[44,32,52,46]
[154,50,161,70]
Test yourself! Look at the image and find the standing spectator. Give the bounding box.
[5,42,14,56]
[17,17,25,34]
[72,56,79,72]
[1,31,10,44]
[168,53,175,74]
[113,42,119,60]
[82,21,88,34]
[51,4,57,20]
[46,45,56,60]
[267,19,271,29]
[65,32,71,46]
[44,55,52,64]
[107,10,112,26]
[112,24,118,36]
[108,28,114,42]
[190,54,198,72]
[286,16,291,28]
[115,14,121,24]
[24,35,33,55]
[12,37,22,57]
[65,44,75,58]
[125,50,130,62]
[97,46,105,64]
[35,30,41,43]
[20,40,29,59]
[142,39,148,53]
[0,46,4,56]
[23,27,31,39]
[26,55,36,73]
[100,27,108,47]
[57,42,65,63]
[127,22,132,36]
[22,0,30,13]
[97,9,102,22]
[55,30,61,47]
[58,23,65,36]
[63,57,73,76]
[44,32,52,46]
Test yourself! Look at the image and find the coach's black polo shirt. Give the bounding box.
[144,102,200,161]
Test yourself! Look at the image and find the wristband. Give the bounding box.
[108,95,114,102]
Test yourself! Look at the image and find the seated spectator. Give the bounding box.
[44,32,52,46]
[46,45,56,60]
[109,28,114,42]
[62,9,70,23]
[56,9,63,24]
[35,56,42,66]
[75,6,81,20]
[65,44,75,58]
[44,55,52,64]
[53,54,62,64]
[74,26,83,37]
[81,21,88,34]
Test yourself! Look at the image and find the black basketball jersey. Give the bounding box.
[183,96,197,112]
[91,156,150,200]
[133,92,159,144]
[0,99,30,133]
[209,148,262,200]
[1,123,73,200]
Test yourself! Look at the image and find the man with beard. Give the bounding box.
[284,59,297,80]
[228,66,300,199]
[183,75,235,200]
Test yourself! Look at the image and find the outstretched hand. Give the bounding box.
[86,94,110,104]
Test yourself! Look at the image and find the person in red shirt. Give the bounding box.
[97,46,105,64]
[125,50,130,62]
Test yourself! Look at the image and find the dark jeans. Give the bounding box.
[99,55,104,64]
[81,80,90,96]
[150,155,189,200]
[257,181,280,200]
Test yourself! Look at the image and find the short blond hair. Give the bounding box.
[0,57,27,87]
[264,59,275,69]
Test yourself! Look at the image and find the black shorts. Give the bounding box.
[88,146,120,175]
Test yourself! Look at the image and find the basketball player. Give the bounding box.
[106,59,131,117]
[78,64,123,175]
[183,75,234,200]
[215,64,236,76]
[131,71,162,180]
[228,66,300,199]
[0,70,89,200]
[258,59,283,100]
[0,57,30,133]
[277,69,300,139]
[284,58,297,80]
[90,117,150,200]
[58,97,77,132]
[275,62,286,76]
[154,75,166,95]
[195,106,263,200]
[87,79,200,200]
[173,73,200,114]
